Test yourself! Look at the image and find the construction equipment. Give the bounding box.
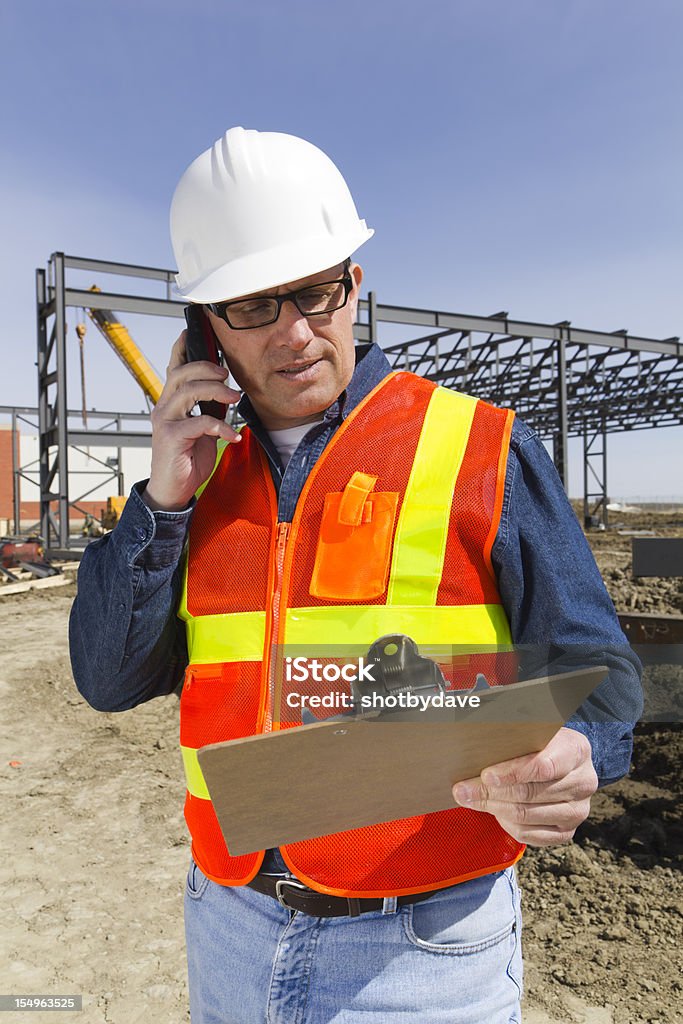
[84,286,163,405]
[77,288,163,530]
[1,538,45,569]
[75,319,89,426]
[100,496,128,532]
[0,537,60,581]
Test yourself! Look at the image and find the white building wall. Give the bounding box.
[18,435,153,505]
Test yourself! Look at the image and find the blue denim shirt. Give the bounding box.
[69,342,642,787]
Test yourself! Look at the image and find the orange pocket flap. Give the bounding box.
[337,471,378,526]
[310,488,399,600]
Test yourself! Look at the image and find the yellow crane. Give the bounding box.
[83,286,163,404]
[77,286,164,530]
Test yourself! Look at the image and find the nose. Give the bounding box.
[275,297,316,348]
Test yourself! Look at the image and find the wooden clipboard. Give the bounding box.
[197,665,607,855]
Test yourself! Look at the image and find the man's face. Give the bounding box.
[205,261,363,431]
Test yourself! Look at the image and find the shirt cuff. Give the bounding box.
[116,481,195,568]
[564,719,635,788]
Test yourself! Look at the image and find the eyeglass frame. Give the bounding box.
[205,259,353,331]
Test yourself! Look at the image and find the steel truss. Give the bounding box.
[367,305,681,526]
[36,253,682,551]
[0,404,148,538]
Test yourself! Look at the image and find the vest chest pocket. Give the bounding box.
[310,472,399,600]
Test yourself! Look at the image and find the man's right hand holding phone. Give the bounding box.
[142,331,242,512]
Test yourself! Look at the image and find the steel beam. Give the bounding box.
[53,253,70,548]
[63,288,186,319]
[62,253,175,283]
[67,430,153,447]
[357,301,681,358]
[617,612,683,670]
[34,253,681,549]
[0,406,150,421]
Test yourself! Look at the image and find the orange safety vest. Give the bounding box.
[178,371,525,897]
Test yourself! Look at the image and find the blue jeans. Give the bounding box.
[184,860,523,1023]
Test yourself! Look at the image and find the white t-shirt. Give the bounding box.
[267,417,324,470]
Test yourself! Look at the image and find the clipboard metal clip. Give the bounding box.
[358,633,447,706]
[299,635,493,726]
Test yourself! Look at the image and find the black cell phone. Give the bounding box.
[184,305,229,420]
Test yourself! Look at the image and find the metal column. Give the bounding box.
[36,266,53,544]
[53,253,70,547]
[116,414,124,496]
[368,291,377,345]
[583,415,608,529]
[552,333,570,491]
[37,254,71,548]
[11,410,20,534]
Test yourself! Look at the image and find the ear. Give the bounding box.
[348,262,364,321]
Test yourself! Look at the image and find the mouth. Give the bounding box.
[276,358,322,380]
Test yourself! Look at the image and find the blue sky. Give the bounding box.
[1,0,681,497]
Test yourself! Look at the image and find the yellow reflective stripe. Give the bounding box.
[284,603,511,647]
[195,437,231,500]
[181,746,210,800]
[178,438,233,621]
[179,604,511,798]
[388,388,478,606]
[184,610,267,663]
[178,537,192,621]
[181,604,511,660]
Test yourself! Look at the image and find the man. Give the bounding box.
[70,127,642,1023]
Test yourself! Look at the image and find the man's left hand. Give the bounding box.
[452,727,598,847]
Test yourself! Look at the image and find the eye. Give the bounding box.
[239,299,273,314]
[307,285,335,299]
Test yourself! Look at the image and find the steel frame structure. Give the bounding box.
[0,403,147,537]
[367,306,681,527]
[35,253,682,551]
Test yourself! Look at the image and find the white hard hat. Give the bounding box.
[170,127,374,303]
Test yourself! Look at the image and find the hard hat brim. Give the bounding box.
[174,227,374,304]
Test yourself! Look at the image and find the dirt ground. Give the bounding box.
[1,513,681,1024]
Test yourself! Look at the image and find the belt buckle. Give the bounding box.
[275,878,311,911]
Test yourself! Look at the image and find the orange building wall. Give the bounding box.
[0,425,105,529]
[0,425,15,520]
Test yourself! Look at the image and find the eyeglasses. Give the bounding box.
[207,263,353,330]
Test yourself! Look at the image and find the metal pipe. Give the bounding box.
[11,410,20,535]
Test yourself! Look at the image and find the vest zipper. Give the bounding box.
[259,520,290,734]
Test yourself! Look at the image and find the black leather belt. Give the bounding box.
[247,872,439,917]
